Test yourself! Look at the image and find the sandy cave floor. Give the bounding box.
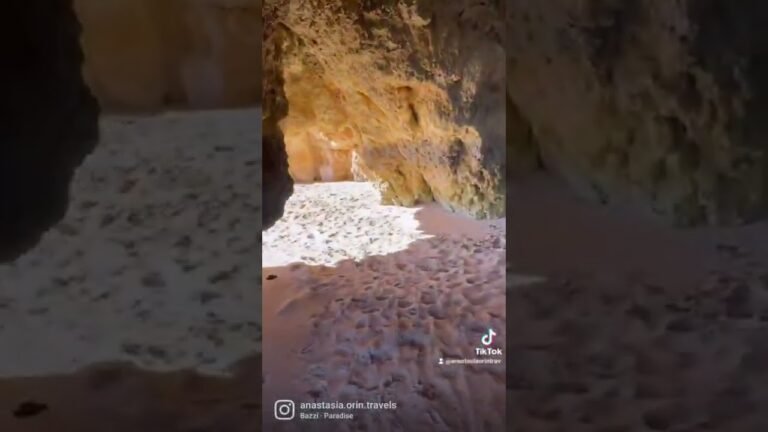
[507,175,768,432]
[262,182,507,432]
[0,110,262,432]
[4,106,766,432]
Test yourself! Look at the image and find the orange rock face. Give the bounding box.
[283,130,353,183]
[265,0,505,211]
[74,0,261,111]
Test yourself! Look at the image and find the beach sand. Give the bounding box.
[0,109,262,431]
[508,174,768,432]
[262,182,507,432]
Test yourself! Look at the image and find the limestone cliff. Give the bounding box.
[507,0,768,226]
[264,0,506,220]
[74,0,261,111]
[1,0,99,261]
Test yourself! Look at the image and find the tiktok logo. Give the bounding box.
[476,328,502,356]
[481,328,496,346]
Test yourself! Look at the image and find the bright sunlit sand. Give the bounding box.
[262,182,433,267]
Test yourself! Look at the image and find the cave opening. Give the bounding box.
[261,0,507,430]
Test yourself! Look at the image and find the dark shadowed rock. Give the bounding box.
[0,0,99,261]
[507,0,768,226]
[262,1,294,230]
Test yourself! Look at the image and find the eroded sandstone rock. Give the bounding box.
[0,0,99,261]
[264,0,505,219]
[284,129,353,182]
[74,0,261,110]
[507,0,768,226]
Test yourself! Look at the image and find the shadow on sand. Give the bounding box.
[506,174,768,431]
[0,205,506,432]
[262,206,506,432]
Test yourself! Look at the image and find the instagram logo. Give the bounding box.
[274,400,295,420]
[481,328,496,346]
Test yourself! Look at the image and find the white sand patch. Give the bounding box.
[262,182,506,432]
[0,109,261,377]
[263,182,432,267]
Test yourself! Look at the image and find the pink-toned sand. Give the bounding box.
[507,174,768,432]
[262,182,506,432]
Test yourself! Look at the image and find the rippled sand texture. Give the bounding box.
[263,182,506,432]
[0,109,263,432]
[508,175,768,432]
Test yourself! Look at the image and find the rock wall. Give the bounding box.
[507,0,768,226]
[74,0,261,111]
[263,0,294,230]
[0,0,99,261]
[264,0,506,219]
[284,128,353,182]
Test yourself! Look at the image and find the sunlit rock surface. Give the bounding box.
[284,129,353,182]
[264,0,505,220]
